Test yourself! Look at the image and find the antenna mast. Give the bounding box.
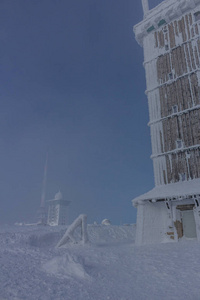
[142,0,149,17]
[38,152,48,225]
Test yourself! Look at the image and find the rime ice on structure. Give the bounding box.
[133,0,200,245]
[47,191,71,226]
[57,214,89,247]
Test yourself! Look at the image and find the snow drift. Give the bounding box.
[1,224,200,300]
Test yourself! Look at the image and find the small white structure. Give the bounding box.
[101,219,111,225]
[57,214,89,247]
[47,191,70,226]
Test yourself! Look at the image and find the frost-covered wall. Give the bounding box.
[134,0,200,186]
[135,202,172,245]
[48,203,69,226]
[134,196,200,245]
[47,194,70,226]
[133,0,200,246]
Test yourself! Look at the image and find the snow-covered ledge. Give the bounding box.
[132,178,200,206]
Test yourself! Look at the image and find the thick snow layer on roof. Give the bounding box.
[132,178,200,205]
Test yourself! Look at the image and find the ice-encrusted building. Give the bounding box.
[47,191,70,226]
[133,0,200,244]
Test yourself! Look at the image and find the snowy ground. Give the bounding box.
[1,224,200,300]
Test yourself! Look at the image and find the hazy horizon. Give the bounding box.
[0,0,162,225]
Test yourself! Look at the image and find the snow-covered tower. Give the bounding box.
[133,0,200,244]
[47,191,71,226]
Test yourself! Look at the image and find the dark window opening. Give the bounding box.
[158,19,167,27]
[176,139,183,148]
[172,105,178,113]
[147,25,155,33]
[169,73,173,80]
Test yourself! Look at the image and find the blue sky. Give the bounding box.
[0,0,162,224]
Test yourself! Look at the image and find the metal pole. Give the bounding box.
[142,0,149,17]
[39,152,48,224]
